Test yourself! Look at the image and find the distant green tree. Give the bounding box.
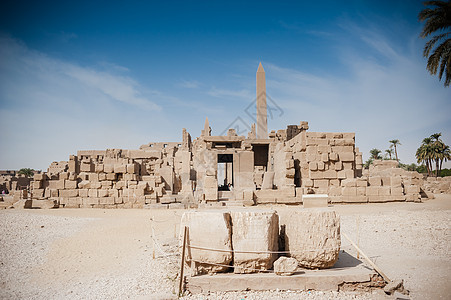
[389,139,401,161]
[17,168,34,177]
[416,137,434,176]
[418,0,451,87]
[370,148,382,160]
[385,148,394,160]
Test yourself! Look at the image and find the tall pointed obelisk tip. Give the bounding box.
[257,62,264,72]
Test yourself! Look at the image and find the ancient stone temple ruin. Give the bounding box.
[28,63,436,209]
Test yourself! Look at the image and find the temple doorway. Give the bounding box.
[217,154,233,191]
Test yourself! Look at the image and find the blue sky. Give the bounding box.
[0,0,450,170]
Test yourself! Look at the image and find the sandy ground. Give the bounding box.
[0,195,450,299]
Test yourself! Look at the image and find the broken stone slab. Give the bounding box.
[180,211,232,275]
[261,172,274,190]
[283,208,340,269]
[273,256,298,276]
[32,199,58,209]
[230,209,279,273]
[12,199,33,209]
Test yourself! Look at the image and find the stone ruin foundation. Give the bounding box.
[7,63,448,209]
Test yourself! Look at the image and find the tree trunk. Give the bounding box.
[394,145,398,162]
[436,159,439,177]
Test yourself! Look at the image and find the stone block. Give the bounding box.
[126,163,139,174]
[343,162,353,170]
[317,161,325,171]
[82,197,99,206]
[303,179,314,188]
[34,173,46,181]
[313,179,329,189]
[32,189,44,199]
[329,186,342,196]
[261,172,274,190]
[369,176,382,186]
[273,257,298,276]
[32,181,42,189]
[88,189,98,198]
[106,173,116,181]
[368,195,389,203]
[65,197,82,208]
[78,180,90,189]
[80,162,93,172]
[391,176,402,187]
[334,161,342,171]
[381,177,391,186]
[283,209,340,269]
[356,187,366,196]
[379,186,391,196]
[230,210,279,274]
[78,189,88,197]
[329,179,340,186]
[33,199,58,209]
[337,170,346,179]
[99,197,115,205]
[329,153,338,161]
[101,181,112,188]
[342,195,367,203]
[286,169,295,178]
[345,170,354,179]
[405,185,420,194]
[356,179,368,187]
[59,189,78,198]
[204,175,217,188]
[342,186,357,196]
[59,172,69,180]
[114,164,127,174]
[309,162,317,171]
[390,187,404,195]
[341,179,356,187]
[98,189,108,197]
[98,173,107,181]
[95,164,104,173]
[180,211,233,275]
[104,164,114,173]
[64,180,77,189]
[302,194,328,208]
[339,152,354,162]
[366,186,379,196]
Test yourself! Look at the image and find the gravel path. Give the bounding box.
[0,196,449,299]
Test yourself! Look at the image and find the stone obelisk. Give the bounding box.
[256,62,268,139]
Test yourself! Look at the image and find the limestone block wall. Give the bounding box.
[423,176,451,194]
[30,146,195,208]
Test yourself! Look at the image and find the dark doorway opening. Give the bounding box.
[218,154,233,191]
[253,144,269,170]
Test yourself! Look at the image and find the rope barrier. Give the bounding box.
[188,245,342,254]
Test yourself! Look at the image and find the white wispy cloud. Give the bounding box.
[263,26,450,166]
[178,79,200,89]
[0,35,169,169]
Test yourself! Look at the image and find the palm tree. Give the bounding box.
[418,1,451,87]
[389,139,401,161]
[438,144,451,174]
[416,137,433,176]
[18,168,34,178]
[370,148,382,160]
[385,148,394,160]
[430,133,443,176]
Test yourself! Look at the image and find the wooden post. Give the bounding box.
[343,233,390,283]
[178,226,188,297]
